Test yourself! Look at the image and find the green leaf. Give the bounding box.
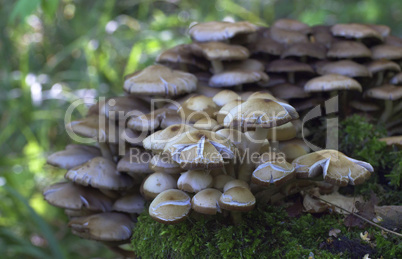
[9,0,41,24]
[41,0,59,18]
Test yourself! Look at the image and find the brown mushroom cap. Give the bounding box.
[317,60,372,78]
[163,130,235,170]
[213,90,241,107]
[149,153,184,174]
[365,85,402,101]
[191,188,222,215]
[247,37,284,56]
[252,160,295,186]
[112,193,145,214]
[327,41,371,59]
[269,26,309,45]
[193,118,221,131]
[142,172,177,200]
[223,179,250,192]
[128,108,182,132]
[292,149,374,186]
[177,170,213,193]
[273,19,310,32]
[223,98,299,129]
[124,65,197,97]
[178,95,219,123]
[190,42,249,61]
[379,136,402,148]
[156,44,209,71]
[266,121,297,141]
[149,189,191,224]
[188,21,258,42]
[68,212,134,242]
[371,44,402,60]
[43,182,113,211]
[304,74,362,92]
[65,157,134,190]
[213,174,235,192]
[331,23,382,41]
[209,70,269,88]
[116,148,153,175]
[281,42,326,60]
[47,144,101,169]
[218,186,255,212]
[366,59,401,74]
[143,124,196,153]
[270,83,310,100]
[66,115,115,143]
[279,139,310,162]
[350,100,380,112]
[99,96,149,121]
[266,59,314,74]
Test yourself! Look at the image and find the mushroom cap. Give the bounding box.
[223,179,250,192]
[163,130,235,170]
[116,148,153,175]
[367,24,391,38]
[269,26,309,45]
[266,121,297,141]
[223,98,299,129]
[327,41,371,59]
[120,128,147,146]
[190,42,249,61]
[156,44,209,71]
[366,59,401,74]
[124,65,197,97]
[112,193,145,214]
[177,170,213,193]
[216,100,244,125]
[292,149,374,186]
[248,37,284,56]
[379,136,402,147]
[188,21,258,42]
[178,95,219,123]
[365,85,402,101]
[218,186,255,212]
[390,72,402,85]
[193,118,221,131]
[371,44,402,60]
[252,160,295,187]
[350,100,380,112]
[191,188,222,215]
[317,60,372,78]
[213,174,235,192]
[209,70,269,88]
[68,212,134,242]
[270,83,310,100]
[142,172,177,200]
[149,153,184,174]
[128,108,182,132]
[99,96,149,121]
[273,19,310,32]
[331,23,382,41]
[304,74,362,92]
[65,157,134,190]
[279,139,310,162]
[66,115,116,143]
[281,42,326,60]
[143,124,196,153]
[212,90,241,107]
[149,189,191,224]
[43,182,113,211]
[47,144,101,169]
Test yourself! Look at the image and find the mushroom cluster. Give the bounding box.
[44,19,402,254]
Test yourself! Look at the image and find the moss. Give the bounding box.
[132,205,401,258]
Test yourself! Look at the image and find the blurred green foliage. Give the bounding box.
[1,0,402,257]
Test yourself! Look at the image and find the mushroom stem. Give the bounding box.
[99,142,114,161]
[375,71,384,86]
[230,211,243,225]
[380,100,393,123]
[287,72,295,84]
[238,127,268,182]
[211,60,224,74]
[224,159,236,178]
[107,245,137,258]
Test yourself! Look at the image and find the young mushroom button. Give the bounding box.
[149,189,191,224]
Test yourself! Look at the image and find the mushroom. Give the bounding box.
[65,157,134,191]
[252,160,295,187]
[191,188,222,215]
[112,192,145,214]
[47,144,101,169]
[177,170,213,193]
[124,64,197,97]
[365,84,402,122]
[142,172,177,200]
[178,95,219,123]
[156,44,209,71]
[292,149,373,186]
[163,130,235,170]
[149,189,191,224]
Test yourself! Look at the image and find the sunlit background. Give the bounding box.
[1,0,402,257]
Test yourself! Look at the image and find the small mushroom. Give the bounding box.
[149,189,191,224]
[177,170,213,193]
[252,160,295,187]
[47,144,101,169]
[191,188,222,215]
